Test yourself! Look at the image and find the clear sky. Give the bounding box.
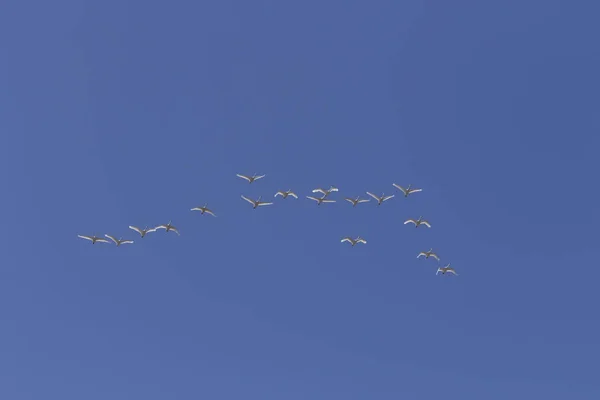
[1,1,599,399]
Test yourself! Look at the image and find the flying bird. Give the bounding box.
[241,195,273,209]
[191,203,216,217]
[104,234,134,246]
[274,190,298,199]
[404,216,431,228]
[437,264,458,276]
[392,183,423,197]
[417,248,440,261]
[312,186,338,197]
[341,236,367,246]
[77,234,110,244]
[236,173,266,184]
[366,192,395,205]
[344,196,370,207]
[155,221,180,235]
[128,226,157,238]
[306,195,336,205]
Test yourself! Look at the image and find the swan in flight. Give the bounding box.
[366,192,395,205]
[306,195,336,205]
[417,248,440,261]
[155,221,180,235]
[105,234,134,246]
[312,186,338,197]
[274,190,298,199]
[241,195,273,209]
[236,173,266,184]
[404,216,431,228]
[436,264,458,276]
[128,226,157,238]
[341,236,367,246]
[392,183,422,197]
[344,196,370,207]
[77,234,110,244]
[191,203,216,217]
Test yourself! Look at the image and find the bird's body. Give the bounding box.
[236,173,266,184]
[105,234,134,246]
[128,226,157,238]
[417,248,440,261]
[344,196,370,207]
[404,216,431,228]
[366,192,395,205]
[312,186,338,197]
[77,234,109,244]
[241,195,273,209]
[393,183,422,197]
[155,221,180,235]
[191,203,216,217]
[437,264,458,275]
[274,190,298,199]
[341,236,367,246]
[306,195,336,205]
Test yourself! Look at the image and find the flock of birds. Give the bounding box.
[78,173,458,277]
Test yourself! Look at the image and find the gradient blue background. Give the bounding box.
[2,1,599,398]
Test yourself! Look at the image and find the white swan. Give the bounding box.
[417,248,440,261]
[436,264,458,276]
[306,195,336,205]
[366,192,395,205]
[274,190,298,199]
[236,173,266,183]
[128,226,157,238]
[341,236,367,246]
[344,196,370,207]
[105,234,134,246]
[78,234,110,244]
[404,216,431,228]
[155,221,180,235]
[312,186,338,197]
[241,195,273,209]
[191,203,216,217]
[392,183,422,197]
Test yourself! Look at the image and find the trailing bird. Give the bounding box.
[306,194,336,205]
[392,183,422,197]
[105,234,134,246]
[128,226,157,238]
[312,186,338,197]
[437,264,458,276]
[404,216,431,228]
[417,248,440,261]
[341,236,367,246]
[344,196,370,207]
[236,173,266,183]
[77,234,110,244]
[191,203,216,217]
[366,192,395,205]
[155,221,180,235]
[241,195,273,209]
[274,190,298,199]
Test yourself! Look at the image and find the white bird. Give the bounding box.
[312,186,338,197]
[155,221,180,235]
[306,195,336,205]
[236,173,266,184]
[191,203,216,217]
[417,248,440,261]
[128,226,158,238]
[341,236,367,246]
[404,216,431,228]
[241,195,273,209]
[344,196,370,207]
[77,234,110,244]
[436,264,458,276]
[392,183,423,197]
[105,234,134,246]
[366,192,395,205]
[274,190,298,199]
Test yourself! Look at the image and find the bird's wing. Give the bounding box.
[417,252,426,258]
[404,219,416,225]
[121,240,134,245]
[306,196,320,202]
[382,195,395,201]
[155,225,167,230]
[344,198,355,204]
[104,234,118,244]
[312,189,326,195]
[357,239,367,244]
[321,199,336,203]
[254,174,266,180]
[236,174,251,182]
[421,221,431,228]
[257,201,273,206]
[357,199,370,203]
[288,192,298,198]
[341,238,352,243]
[329,187,339,192]
[274,192,283,197]
[190,207,202,211]
[78,235,93,241]
[172,228,180,235]
[146,227,158,233]
[366,192,379,201]
[128,226,142,235]
[436,268,442,275]
[241,195,255,205]
[205,209,216,217]
[95,238,110,243]
[392,184,407,195]
[431,253,440,261]
[409,188,422,194]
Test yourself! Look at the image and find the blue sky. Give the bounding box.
[1,0,599,398]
